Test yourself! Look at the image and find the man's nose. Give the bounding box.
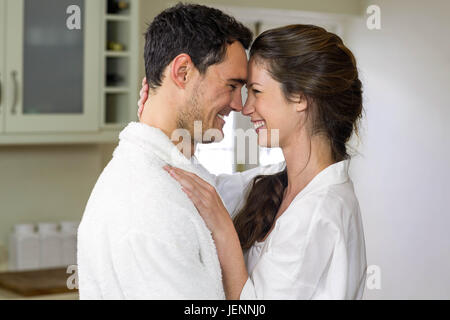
[230,92,244,112]
[242,98,254,116]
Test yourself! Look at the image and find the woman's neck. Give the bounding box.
[281,134,335,198]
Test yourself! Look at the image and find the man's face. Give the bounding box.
[179,41,248,144]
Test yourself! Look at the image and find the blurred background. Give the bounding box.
[0,0,449,299]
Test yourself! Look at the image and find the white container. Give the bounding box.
[60,221,79,267]
[9,224,40,271]
[38,222,63,269]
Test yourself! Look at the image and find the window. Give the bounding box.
[196,113,235,175]
[259,147,285,166]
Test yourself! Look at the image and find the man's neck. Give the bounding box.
[139,95,195,159]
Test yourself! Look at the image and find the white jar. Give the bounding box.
[60,221,79,267]
[38,222,63,269]
[9,224,40,271]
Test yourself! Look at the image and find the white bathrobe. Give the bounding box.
[77,122,225,300]
[214,162,366,300]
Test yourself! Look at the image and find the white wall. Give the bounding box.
[345,0,450,299]
[0,144,117,265]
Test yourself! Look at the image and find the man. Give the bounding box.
[77,3,252,299]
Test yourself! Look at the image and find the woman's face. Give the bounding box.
[243,58,306,148]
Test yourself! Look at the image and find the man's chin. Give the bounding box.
[201,126,224,144]
[202,135,224,144]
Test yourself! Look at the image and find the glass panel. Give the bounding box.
[23,0,84,114]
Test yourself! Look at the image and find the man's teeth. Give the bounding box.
[217,114,225,121]
[253,121,266,130]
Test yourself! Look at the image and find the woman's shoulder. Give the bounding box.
[273,182,359,244]
[267,184,358,249]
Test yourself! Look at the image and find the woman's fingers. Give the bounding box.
[163,166,211,203]
[163,165,231,234]
[138,91,147,108]
[137,78,149,118]
[165,167,198,192]
[167,166,212,193]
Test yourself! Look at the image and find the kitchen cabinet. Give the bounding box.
[0,0,5,133]
[0,0,139,144]
[4,0,101,133]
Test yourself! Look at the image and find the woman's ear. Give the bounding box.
[170,54,193,89]
[294,94,308,113]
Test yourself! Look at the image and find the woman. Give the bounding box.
[138,24,366,300]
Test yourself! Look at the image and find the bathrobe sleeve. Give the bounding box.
[214,162,286,217]
[112,229,222,300]
[240,193,351,300]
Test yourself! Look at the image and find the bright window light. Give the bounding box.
[196,114,235,175]
[259,147,285,166]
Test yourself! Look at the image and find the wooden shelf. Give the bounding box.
[101,0,139,130]
[105,50,130,57]
[105,14,130,21]
[104,87,130,93]
[99,0,138,132]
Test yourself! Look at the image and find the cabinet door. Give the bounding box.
[5,0,101,133]
[0,0,5,133]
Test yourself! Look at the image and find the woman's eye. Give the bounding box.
[252,89,261,94]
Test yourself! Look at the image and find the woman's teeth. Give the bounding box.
[217,114,225,121]
[253,121,266,130]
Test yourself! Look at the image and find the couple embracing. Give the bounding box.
[78,3,366,300]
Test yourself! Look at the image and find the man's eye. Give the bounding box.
[229,84,237,90]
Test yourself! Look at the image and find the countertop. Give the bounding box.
[0,288,79,300]
[0,263,78,300]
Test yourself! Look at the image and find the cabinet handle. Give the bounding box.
[0,73,2,113]
[11,71,18,115]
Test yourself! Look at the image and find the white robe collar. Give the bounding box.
[289,159,351,201]
[118,122,215,185]
[117,122,225,298]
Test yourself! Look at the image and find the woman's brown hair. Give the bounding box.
[233,24,363,251]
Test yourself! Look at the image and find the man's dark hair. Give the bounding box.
[144,3,253,90]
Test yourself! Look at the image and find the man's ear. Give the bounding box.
[170,54,193,89]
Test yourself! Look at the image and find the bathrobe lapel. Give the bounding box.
[117,122,223,295]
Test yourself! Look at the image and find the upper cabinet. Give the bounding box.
[0,0,5,134]
[0,0,139,143]
[4,0,102,133]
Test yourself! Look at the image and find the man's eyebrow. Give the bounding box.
[229,78,247,85]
